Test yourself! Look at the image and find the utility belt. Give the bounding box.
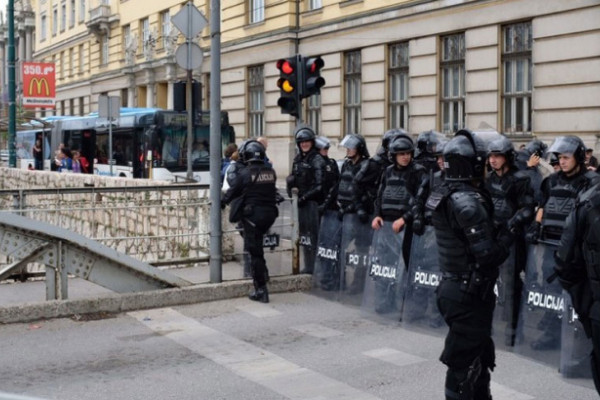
[441,268,495,301]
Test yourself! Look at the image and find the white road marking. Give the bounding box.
[363,347,427,367]
[236,302,283,318]
[291,323,343,338]
[490,381,535,400]
[129,308,382,400]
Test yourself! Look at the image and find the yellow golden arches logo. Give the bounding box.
[28,77,50,96]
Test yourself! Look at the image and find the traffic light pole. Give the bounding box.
[295,55,304,124]
[8,0,16,168]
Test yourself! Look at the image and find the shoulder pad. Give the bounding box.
[426,185,450,211]
[449,191,487,227]
[585,170,600,184]
[580,183,600,208]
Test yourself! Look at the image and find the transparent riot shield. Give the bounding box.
[514,242,563,367]
[262,197,292,279]
[492,245,522,347]
[312,210,343,294]
[403,225,444,330]
[298,201,320,274]
[560,290,594,385]
[339,213,373,306]
[361,222,406,320]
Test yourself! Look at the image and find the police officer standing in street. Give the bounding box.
[315,136,340,215]
[485,136,535,346]
[427,129,512,400]
[555,182,600,395]
[287,125,326,274]
[222,140,278,303]
[525,136,600,350]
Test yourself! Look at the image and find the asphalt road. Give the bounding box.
[0,291,597,400]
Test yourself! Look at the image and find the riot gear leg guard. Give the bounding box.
[445,357,483,400]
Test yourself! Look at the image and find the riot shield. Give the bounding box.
[514,242,563,367]
[312,210,343,294]
[560,290,594,384]
[339,213,373,305]
[492,244,523,347]
[403,225,444,330]
[298,201,320,274]
[361,222,406,320]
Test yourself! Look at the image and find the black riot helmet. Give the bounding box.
[444,129,501,181]
[294,125,316,144]
[487,135,516,165]
[548,135,587,165]
[238,139,266,164]
[382,129,407,151]
[339,134,370,158]
[548,152,559,166]
[416,130,445,157]
[433,139,448,157]
[388,134,415,162]
[524,139,548,158]
[314,136,331,150]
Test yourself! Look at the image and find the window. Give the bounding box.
[122,25,130,53]
[121,89,128,107]
[307,94,321,135]
[79,97,85,115]
[60,51,64,79]
[101,35,109,66]
[308,0,322,10]
[249,0,264,24]
[69,0,75,27]
[79,44,84,73]
[141,18,150,55]
[69,47,74,76]
[344,51,361,135]
[388,42,409,130]
[79,0,85,22]
[161,10,170,49]
[248,66,264,137]
[502,22,532,135]
[440,33,465,134]
[61,2,66,31]
[52,8,58,36]
[40,14,47,40]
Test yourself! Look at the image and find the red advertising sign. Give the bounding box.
[22,62,56,109]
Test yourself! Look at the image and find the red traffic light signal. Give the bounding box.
[276,56,301,117]
[302,56,325,98]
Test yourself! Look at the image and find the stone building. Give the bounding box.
[0,0,598,175]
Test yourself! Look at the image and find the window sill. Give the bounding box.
[245,20,266,29]
[303,7,323,16]
[339,0,363,8]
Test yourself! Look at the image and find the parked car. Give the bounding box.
[0,149,8,163]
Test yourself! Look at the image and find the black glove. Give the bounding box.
[221,200,227,210]
[357,209,369,224]
[275,193,285,204]
[412,218,425,236]
[525,221,541,244]
[298,196,307,208]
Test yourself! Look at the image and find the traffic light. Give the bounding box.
[276,56,300,117]
[302,56,325,98]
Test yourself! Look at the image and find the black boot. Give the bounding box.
[249,286,269,303]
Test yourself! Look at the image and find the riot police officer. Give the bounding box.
[427,129,511,400]
[372,133,429,266]
[525,136,600,350]
[515,139,548,205]
[315,136,340,214]
[486,136,535,346]
[555,182,600,395]
[287,125,326,274]
[369,129,405,185]
[415,130,445,173]
[222,140,278,303]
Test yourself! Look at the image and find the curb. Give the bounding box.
[0,275,313,324]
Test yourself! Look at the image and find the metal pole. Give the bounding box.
[186,2,193,181]
[209,0,222,283]
[8,0,16,168]
[108,102,113,176]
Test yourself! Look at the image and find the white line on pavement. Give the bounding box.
[291,323,343,338]
[129,308,382,400]
[490,381,535,400]
[362,347,427,367]
[236,302,283,318]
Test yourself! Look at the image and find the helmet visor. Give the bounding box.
[548,136,582,157]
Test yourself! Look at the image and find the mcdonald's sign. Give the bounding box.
[22,62,56,109]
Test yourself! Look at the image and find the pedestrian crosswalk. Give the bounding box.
[128,296,590,400]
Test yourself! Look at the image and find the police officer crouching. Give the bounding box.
[426,129,512,400]
[222,140,278,303]
[555,182,600,395]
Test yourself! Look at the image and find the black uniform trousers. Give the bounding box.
[437,278,495,400]
[590,319,600,395]
[242,205,278,288]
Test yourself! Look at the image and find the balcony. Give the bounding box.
[86,4,119,40]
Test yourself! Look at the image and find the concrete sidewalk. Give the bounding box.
[0,260,311,324]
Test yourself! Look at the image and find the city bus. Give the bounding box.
[51,108,235,183]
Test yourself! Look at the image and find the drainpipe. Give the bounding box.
[8,0,15,168]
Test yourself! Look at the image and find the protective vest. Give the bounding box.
[380,167,413,220]
[291,149,325,202]
[226,164,277,208]
[337,158,366,207]
[543,171,598,241]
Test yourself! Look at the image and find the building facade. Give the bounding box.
[1,0,599,175]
